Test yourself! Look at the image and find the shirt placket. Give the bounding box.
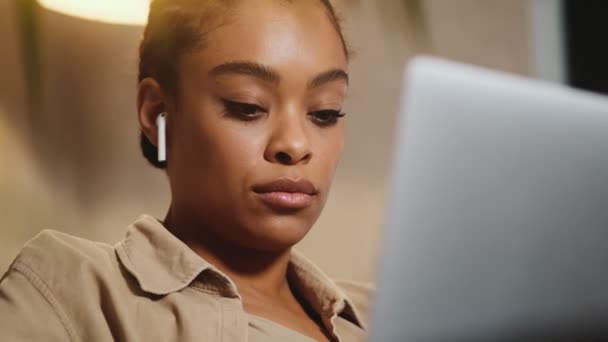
[196,272,249,342]
[219,298,249,342]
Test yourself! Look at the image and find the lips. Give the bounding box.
[252,178,317,210]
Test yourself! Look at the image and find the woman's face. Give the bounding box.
[167,0,347,252]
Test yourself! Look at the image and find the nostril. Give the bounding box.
[276,151,292,164]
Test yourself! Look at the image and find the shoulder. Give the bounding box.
[6,229,118,288]
[13,229,115,266]
[1,230,123,340]
[334,279,375,327]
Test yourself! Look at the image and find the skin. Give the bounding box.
[137,1,347,341]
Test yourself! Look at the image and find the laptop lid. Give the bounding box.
[370,57,608,341]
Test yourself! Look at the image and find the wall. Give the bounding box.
[0,0,530,281]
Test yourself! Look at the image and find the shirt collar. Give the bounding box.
[115,214,365,328]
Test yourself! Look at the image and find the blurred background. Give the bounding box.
[1,0,606,282]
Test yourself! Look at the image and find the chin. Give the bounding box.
[239,215,314,252]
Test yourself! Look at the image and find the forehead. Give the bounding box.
[179,0,347,80]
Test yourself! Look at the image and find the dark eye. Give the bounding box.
[309,110,346,126]
[223,100,265,121]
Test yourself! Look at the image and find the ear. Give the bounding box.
[137,78,167,147]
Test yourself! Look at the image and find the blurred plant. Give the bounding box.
[402,0,427,34]
[339,0,431,51]
[14,0,42,123]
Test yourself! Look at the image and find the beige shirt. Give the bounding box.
[0,214,372,341]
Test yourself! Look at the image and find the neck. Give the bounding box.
[162,205,293,298]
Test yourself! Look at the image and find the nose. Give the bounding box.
[264,112,312,165]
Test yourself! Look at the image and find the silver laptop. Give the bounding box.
[370,57,608,341]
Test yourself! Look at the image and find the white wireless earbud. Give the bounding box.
[156,112,166,162]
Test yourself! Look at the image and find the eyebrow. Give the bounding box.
[209,61,279,84]
[308,69,349,88]
[208,61,349,89]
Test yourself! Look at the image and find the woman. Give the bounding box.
[0,0,371,341]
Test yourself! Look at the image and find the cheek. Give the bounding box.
[213,127,264,172]
[179,115,267,179]
[316,127,345,178]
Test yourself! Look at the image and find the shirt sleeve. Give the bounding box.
[0,263,75,341]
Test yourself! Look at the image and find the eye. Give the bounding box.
[222,99,266,121]
[308,109,346,126]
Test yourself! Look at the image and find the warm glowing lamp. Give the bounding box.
[37,0,149,26]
